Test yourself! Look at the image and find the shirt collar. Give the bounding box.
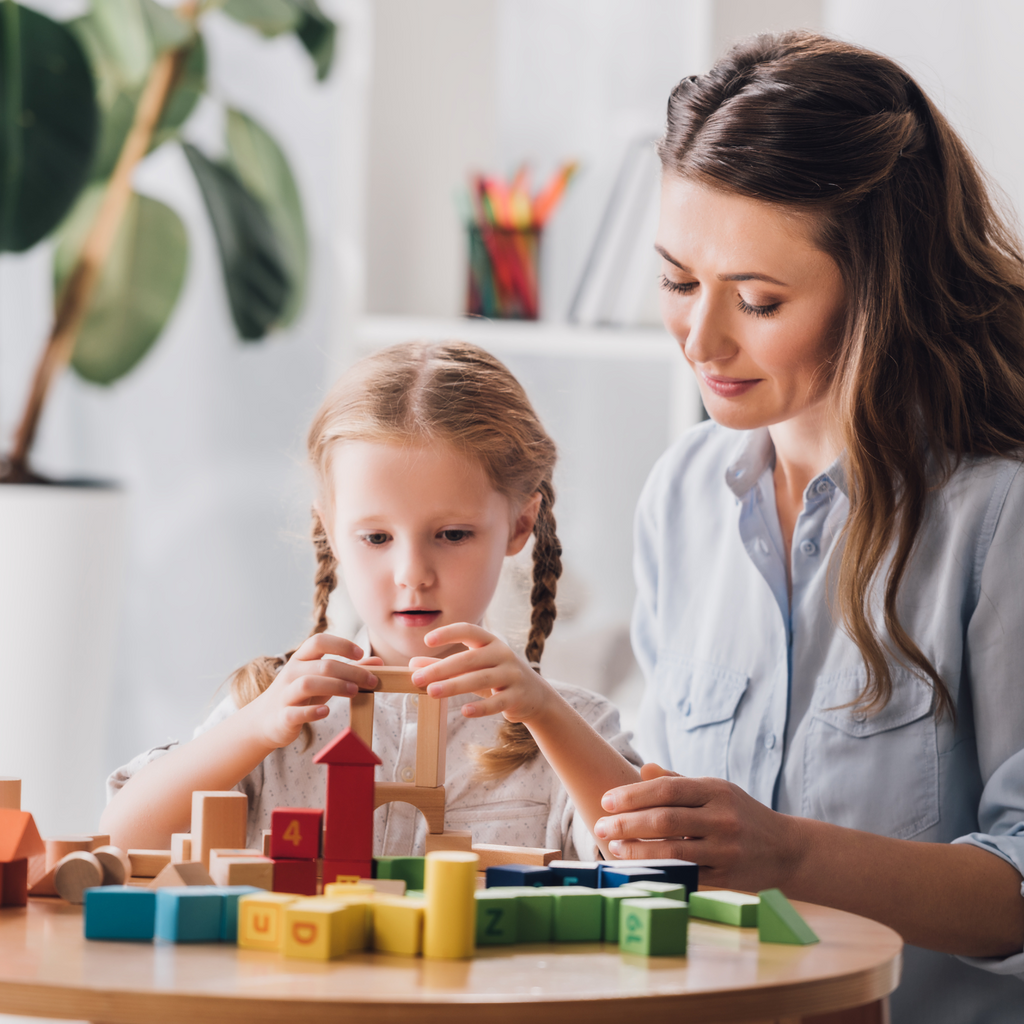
[724,428,849,500]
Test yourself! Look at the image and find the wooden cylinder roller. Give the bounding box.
[54,851,103,904]
[91,845,131,885]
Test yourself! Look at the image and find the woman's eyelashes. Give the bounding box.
[659,274,782,318]
[659,274,697,295]
[737,297,781,318]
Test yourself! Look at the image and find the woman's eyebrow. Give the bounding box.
[654,244,789,287]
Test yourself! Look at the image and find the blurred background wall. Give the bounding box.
[2,0,1024,835]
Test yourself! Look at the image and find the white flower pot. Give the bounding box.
[0,484,126,835]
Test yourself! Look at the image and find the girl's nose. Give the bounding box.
[394,543,434,590]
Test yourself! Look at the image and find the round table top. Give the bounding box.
[0,897,901,1024]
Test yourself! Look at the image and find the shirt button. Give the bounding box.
[756,538,769,555]
[800,539,818,556]
[400,766,414,782]
[853,711,867,723]
[764,733,776,750]
[683,700,693,717]
[815,479,831,495]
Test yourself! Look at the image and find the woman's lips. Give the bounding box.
[701,372,761,398]
[392,610,441,627]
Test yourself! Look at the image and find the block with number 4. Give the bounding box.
[270,807,323,860]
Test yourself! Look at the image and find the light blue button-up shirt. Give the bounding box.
[632,422,1024,1024]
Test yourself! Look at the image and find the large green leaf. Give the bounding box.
[292,0,336,80]
[183,142,290,340]
[90,0,152,90]
[221,0,300,36]
[54,184,188,384]
[152,35,206,147]
[226,108,306,325]
[0,2,98,252]
[140,0,191,53]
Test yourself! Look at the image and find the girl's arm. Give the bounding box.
[411,623,640,856]
[99,634,379,850]
[597,766,1024,958]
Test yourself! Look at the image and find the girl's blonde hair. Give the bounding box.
[230,340,561,777]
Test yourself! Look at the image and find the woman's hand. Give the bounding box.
[595,762,802,892]
[249,633,381,749]
[409,623,557,722]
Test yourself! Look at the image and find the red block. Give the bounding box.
[0,858,27,907]
[270,807,323,861]
[322,859,372,884]
[272,858,317,896]
[312,729,380,865]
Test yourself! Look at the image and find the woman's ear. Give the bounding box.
[506,491,542,556]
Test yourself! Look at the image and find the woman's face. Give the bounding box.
[656,176,846,433]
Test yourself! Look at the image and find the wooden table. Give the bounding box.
[0,897,900,1024]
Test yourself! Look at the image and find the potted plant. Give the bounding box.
[0,0,336,833]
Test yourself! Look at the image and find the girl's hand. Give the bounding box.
[249,633,380,749]
[594,762,802,893]
[409,623,556,722]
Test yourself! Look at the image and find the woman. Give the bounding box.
[591,31,1024,1023]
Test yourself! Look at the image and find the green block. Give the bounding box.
[374,856,425,891]
[550,886,603,942]
[689,890,759,927]
[618,897,689,956]
[757,889,819,945]
[628,880,688,901]
[598,887,651,942]
[474,892,518,945]
[487,887,554,942]
[404,889,425,899]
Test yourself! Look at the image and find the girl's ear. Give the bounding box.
[506,491,542,556]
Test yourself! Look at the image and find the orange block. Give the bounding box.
[0,810,45,889]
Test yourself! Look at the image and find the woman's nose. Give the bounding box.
[669,293,735,366]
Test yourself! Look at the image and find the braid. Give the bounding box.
[476,478,562,781]
[229,509,339,751]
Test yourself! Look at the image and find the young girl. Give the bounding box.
[101,341,639,859]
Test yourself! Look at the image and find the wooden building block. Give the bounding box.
[350,691,374,747]
[284,898,368,959]
[155,887,224,942]
[425,830,472,854]
[374,856,425,891]
[272,858,317,895]
[261,830,272,856]
[373,895,425,955]
[628,880,688,902]
[322,859,372,884]
[45,837,94,871]
[237,891,300,950]
[689,890,759,927]
[170,834,191,863]
[473,844,560,869]
[27,863,58,897]
[127,850,171,878]
[0,859,28,907]
[548,859,600,887]
[611,858,698,893]
[314,729,380,862]
[485,863,558,888]
[0,809,45,888]
[92,846,132,886]
[54,851,103,904]
[373,782,446,835]
[88,835,111,850]
[487,886,554,942]
[366,878,406,896]
[423,851,479,959]
[217,885,264,942]
[323,881,376,898]
[551,886,603,942]
[211,856,274,890]
[362,666,417,693]
[270,807,323,860]
[757,889,819,945]
[619,897,689,956]
[598,865,667,889]
[415,693,447,787]
[84,886,156,941]
[474,891,518,945]
[190,791,248,869]
[149,861,214,889]
[598,887,652,943]
[0,778,20,811]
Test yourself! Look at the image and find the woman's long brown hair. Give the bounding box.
[230,341,560,771]
[659,32,1024,718]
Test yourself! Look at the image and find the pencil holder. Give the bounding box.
[466,224,540,319]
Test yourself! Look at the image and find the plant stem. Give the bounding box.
[2,40,188,482]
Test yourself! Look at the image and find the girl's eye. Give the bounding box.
[362,532,390,546]
[439,529,471,543]
[737,297,781,318]
[659,274,697,295]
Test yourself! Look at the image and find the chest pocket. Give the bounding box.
[658,654,749,780]
[802,667,939,839]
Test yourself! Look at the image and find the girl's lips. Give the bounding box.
[701,372,761,398]
[392,610,441,627]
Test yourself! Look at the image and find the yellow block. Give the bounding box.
[324,881,376,898]
[283,899,367,960]
[423,850,479,959]
[372,896,425,956]
[237,892,300,951]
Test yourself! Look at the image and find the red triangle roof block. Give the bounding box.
[313,727,382,767]
[0,809,45,864]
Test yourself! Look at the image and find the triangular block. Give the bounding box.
[313,727,382,767]
[0,809,46,887]
[149,861,214,889]
[757,888,819,945]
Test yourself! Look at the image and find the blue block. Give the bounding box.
[615,859,698,893]
[547,860,601,888]
[485,864,558,888]
[155,886,224,943]
[598,865,666,888]
[84,886,156,941]
[216,885,263,942]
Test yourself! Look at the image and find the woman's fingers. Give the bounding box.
[594,806,700,842]
[601,775,710,814]
[606,838,700,862]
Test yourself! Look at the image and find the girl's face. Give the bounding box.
[656,176,846,432]
[323,441,538,666]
